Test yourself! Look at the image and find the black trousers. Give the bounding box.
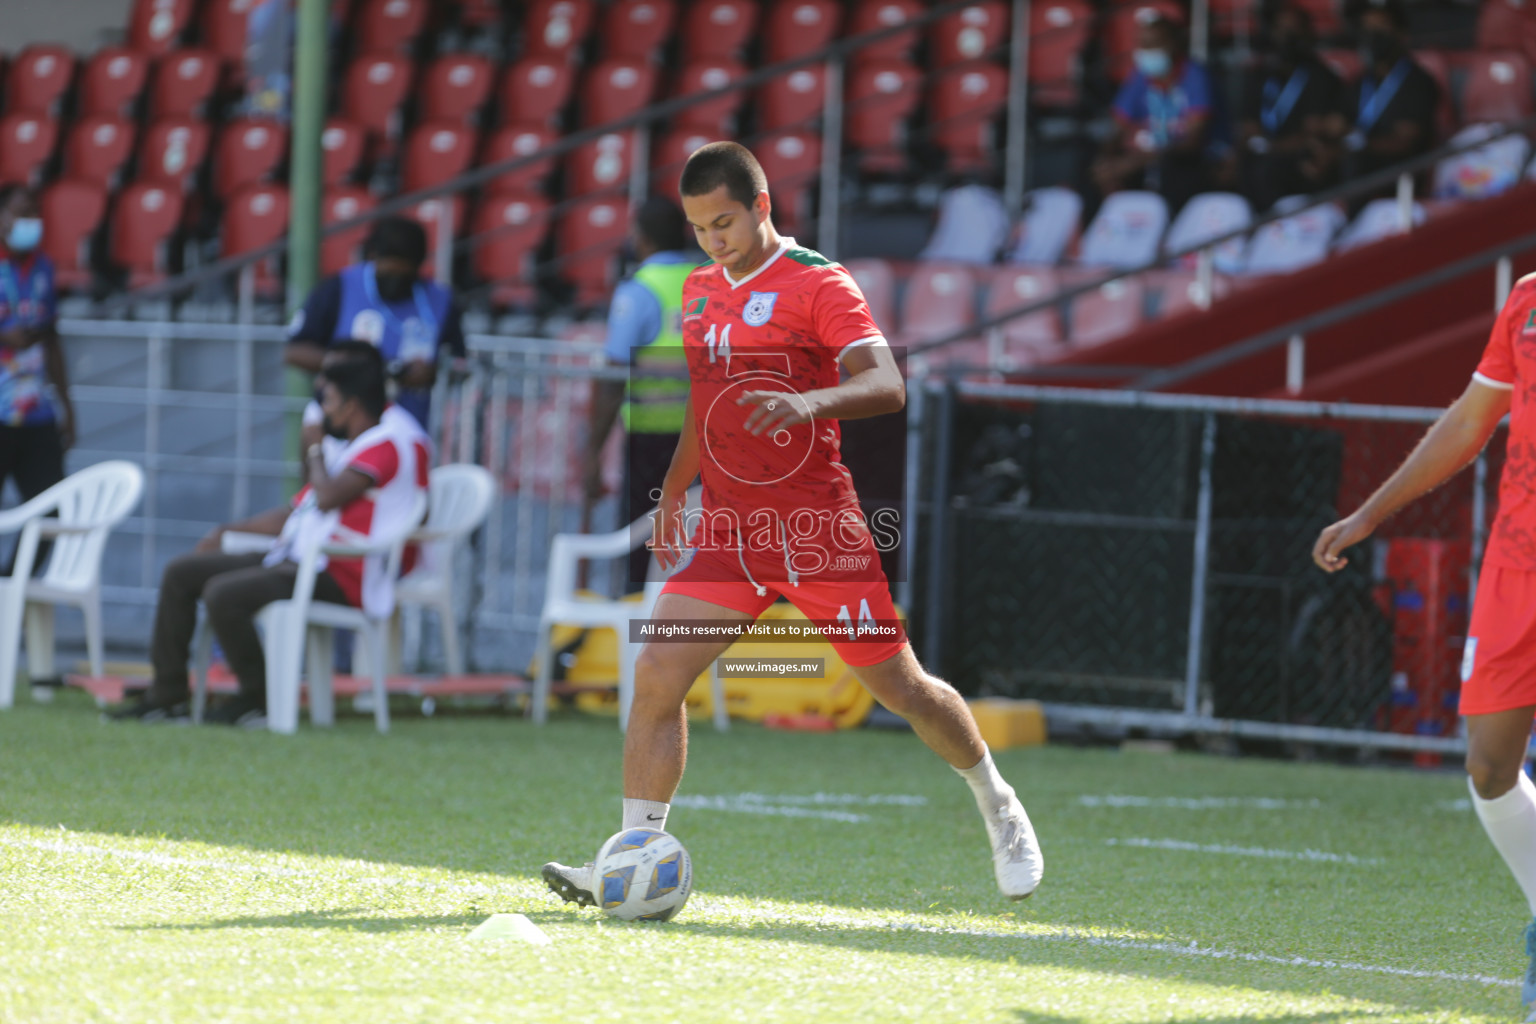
[0,423,66,575]
[623,430,680,591]
[150,551,348,702]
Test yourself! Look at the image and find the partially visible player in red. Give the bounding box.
[542,142,1043,905]
[1314,273,1536,1017]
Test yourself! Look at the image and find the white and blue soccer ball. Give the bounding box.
[594,827,693,922]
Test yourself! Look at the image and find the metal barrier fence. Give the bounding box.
[912,380,1496,755]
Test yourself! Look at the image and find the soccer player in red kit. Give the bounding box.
[1314,272,1536,1018]
[543,142,1043,905]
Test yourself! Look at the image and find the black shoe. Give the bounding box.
[203,692,268,729]
[104,689,190,723]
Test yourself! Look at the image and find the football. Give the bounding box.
[593,827,693,922]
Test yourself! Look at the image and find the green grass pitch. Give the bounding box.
[0,691,1525,1022]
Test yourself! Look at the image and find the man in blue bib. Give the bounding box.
[284,216,465,432]
[0,185,75,575]
[1334,0,1439,197]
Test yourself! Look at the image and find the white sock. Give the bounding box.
[1470,772,1536,917]
[954,749,1015,815]
[622,798,671,832]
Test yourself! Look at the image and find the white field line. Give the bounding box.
[0,829,1515,989]
[670,793,928,823]
[1079,796,1323,810]
[1106,837,1382,865]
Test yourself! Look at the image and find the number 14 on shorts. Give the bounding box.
[838,599,879,635]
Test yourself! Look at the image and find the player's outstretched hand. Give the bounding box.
[647,487,689,570]
[737,390,814,437]
[1312,513,1374,573]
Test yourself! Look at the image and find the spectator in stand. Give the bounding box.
[0,185,75,577]
[1239,3,1348,210]
[106,343,429,727]
[1091,10,1220,213]
[1332,0,1439,194]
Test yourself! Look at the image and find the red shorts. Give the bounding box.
[658,543,908,668]
[1460,564,1536,715]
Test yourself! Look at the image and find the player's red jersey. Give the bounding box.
[680,237,884,521]
[1475,272,1536,571]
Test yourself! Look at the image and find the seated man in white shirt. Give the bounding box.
[108,342,430,727]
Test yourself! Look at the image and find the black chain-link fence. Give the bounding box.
[909,383,1499,749]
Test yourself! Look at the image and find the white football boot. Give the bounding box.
[541,860,598,908]
[986,795,1043,900]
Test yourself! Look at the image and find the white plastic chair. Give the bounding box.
[1162,191,1251,274]
[530,486,728,733]
[1076,190,1169,270]
[191,492,428,735]
[917,184,1010,265]
[394,463,496,676]
[0,460,144,709]
[1007,186,1082,266]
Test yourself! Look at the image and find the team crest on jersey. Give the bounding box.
[1525,309,1536,333]
[742,291,779,327]
[683,297,708,321]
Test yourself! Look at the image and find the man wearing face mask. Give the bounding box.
[1092,10,1220,213]
[0,185,75,577]
[284,216,465,435]
[1239,4,1347,210]
[1331,0,1438,193]
[107,342,429,726]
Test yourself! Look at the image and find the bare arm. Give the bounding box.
[1313,378,1509,571]
[303,445,378,512]
[583,370,626,501]
[284,342,326,373]
[737,343,904,436]
[194,505,291,553]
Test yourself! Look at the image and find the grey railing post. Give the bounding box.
[1183,411,1217,715]
[1395,171,1414,232]
[1285,333,1305,395]
[1498,255,1513,310]
[924,382,955,672]
[433,204,454,287]
[818,57,845,260]
[899,381,925,615]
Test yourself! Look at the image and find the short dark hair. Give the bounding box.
[1348,0,1407,30]
[635,195,689,252]
[679,142,768,210]
[363,216,429,266]
[1264,1,1314,35]
[320,340,388,419]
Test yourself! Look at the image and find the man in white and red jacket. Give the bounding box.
[109,342,429,728]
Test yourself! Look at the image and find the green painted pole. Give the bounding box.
[285,0,329,494]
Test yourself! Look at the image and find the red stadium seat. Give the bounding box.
[842,258,897,335]
[1462,52,1534,123]
[1478,0,1536,68]
[202,0,257,72]
[1066,272,1145,347]
[522,0,597,58]
[472,192,554,306]
[754,131,821,236]
[213,118,287,200]
[64,116,136,189]
[652,128,719,197]
[222,183,290,293]
[40,179,107,291]
[898,263,979,344]
[481,123,558,195]
[6,46,76,116]
[356,0,429,50]
[402,121,477,192]
[984,267,1064,366]
[110,182,184,286]
[845,60,922,172]
[1029,0,1091,108]
[408,195,467,277]
[498,57,576,128]
[129,0,196,56]
[564,132,634,197]
[764,0,841,61]
[321,186,377,275]
[847,0,923,63]
[342,53,415,148]
[929,62,1008,172]
[681,0,760,60]
[0,114,59,188]
[930,0,1009,67]
[557,197,628,305]
[1146,267,1231,320]
[421,54,495,124]
[672,60,748,133]
[138,117,211,190]
[1102,0,1184,84]
[322,118,366,185]
[1411,50,1457,141]
[602,0,679,59]
[149,48,220,118]
[1293,0,1343,37]
[79,48,149,118]
[757,66,826,132]
[579,59,658,127]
